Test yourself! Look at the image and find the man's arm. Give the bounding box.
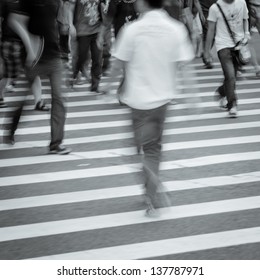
[67,0,76,37]
[243,19,250,40]
[96,0,114,50]
[194,0,206,24]
[8,13,36,66]
[203,20,216,62]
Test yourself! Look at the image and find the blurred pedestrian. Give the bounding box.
[247,0,260,33]
[104,0,194,216]
[7,0,71,154]
[198,0,217,68]
[57,0,77,63]
[204,0,250,118]
[0,0,49,111]
[71,0,107,92]
[105,0,138,38]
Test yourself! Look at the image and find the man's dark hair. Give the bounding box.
[144,0,163,9]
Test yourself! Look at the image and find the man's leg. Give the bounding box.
[0,78,8,108]
[73,36,90,81]
[217,48,237,111]
[90,33,103,92]
[132,104,168,212]
[45,59,67,151]
[102,25,112,74]
[2,41,28,143]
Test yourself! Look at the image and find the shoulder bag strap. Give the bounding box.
[216,3,237,45]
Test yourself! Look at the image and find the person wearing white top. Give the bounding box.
[204,0,250,118]
[104,0,194,216]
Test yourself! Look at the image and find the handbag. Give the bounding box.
[217,3,251,65]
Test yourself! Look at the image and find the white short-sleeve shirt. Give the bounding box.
[208,0,249,52]
[113,9,194,110]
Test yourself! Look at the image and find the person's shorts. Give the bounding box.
[0,40,25,79]
[248,3,260,27]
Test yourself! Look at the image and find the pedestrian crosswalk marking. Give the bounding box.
[0,196,260,243]
[1,136,260,167]
[2,109,260,136]
[1,171,260,211]
[2,87,259,107]
[31,227,260,260]
[1,120,260,150]
[1,151,260,187]
[3,97,260,124]
[1,60,260,260]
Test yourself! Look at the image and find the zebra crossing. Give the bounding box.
[0,60,260,260]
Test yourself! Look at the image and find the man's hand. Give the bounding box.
[200,13,206,25]
[25,51,37,68]
[244,31,251,41]
[96,33,104,50]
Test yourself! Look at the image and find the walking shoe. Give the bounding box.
[49,145,71,155]
[219,97,228,110]
[227,106,238,118]
[3,130,15,145]
[34,100,50,111]
[202,56,213,69]
[214,89,227,110]
[145,203,160,218]
[5,84,14,92]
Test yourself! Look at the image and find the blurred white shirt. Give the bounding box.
[113,9,194,110]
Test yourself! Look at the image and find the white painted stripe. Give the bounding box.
[3,97,260,124]
[0,196,260,243]
[1,135,260,167]
[1,120,260,150]
[12,73,257,84]
[2,88,260,106]
[2,109,260,136]
[178,79,260,89]
[32,227,260,260]
[1,171,260,211]
[1,151,260,187]
[6,78,260,92]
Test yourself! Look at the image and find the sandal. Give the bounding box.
[35,100,50,111]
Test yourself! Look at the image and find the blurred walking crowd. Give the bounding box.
[0,0,259,215]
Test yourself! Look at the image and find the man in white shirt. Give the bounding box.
[204,0,250,118]
[104,0,194,216]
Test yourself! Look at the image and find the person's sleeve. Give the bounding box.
[112,24,134,62]
[175,24,194,62]
[207,4,218,22]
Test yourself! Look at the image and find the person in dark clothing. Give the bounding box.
[71,0,107,92]
[198,0,217,68]
[57,0,76,62]
[6,0,71,154]
[106,0,138,38]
